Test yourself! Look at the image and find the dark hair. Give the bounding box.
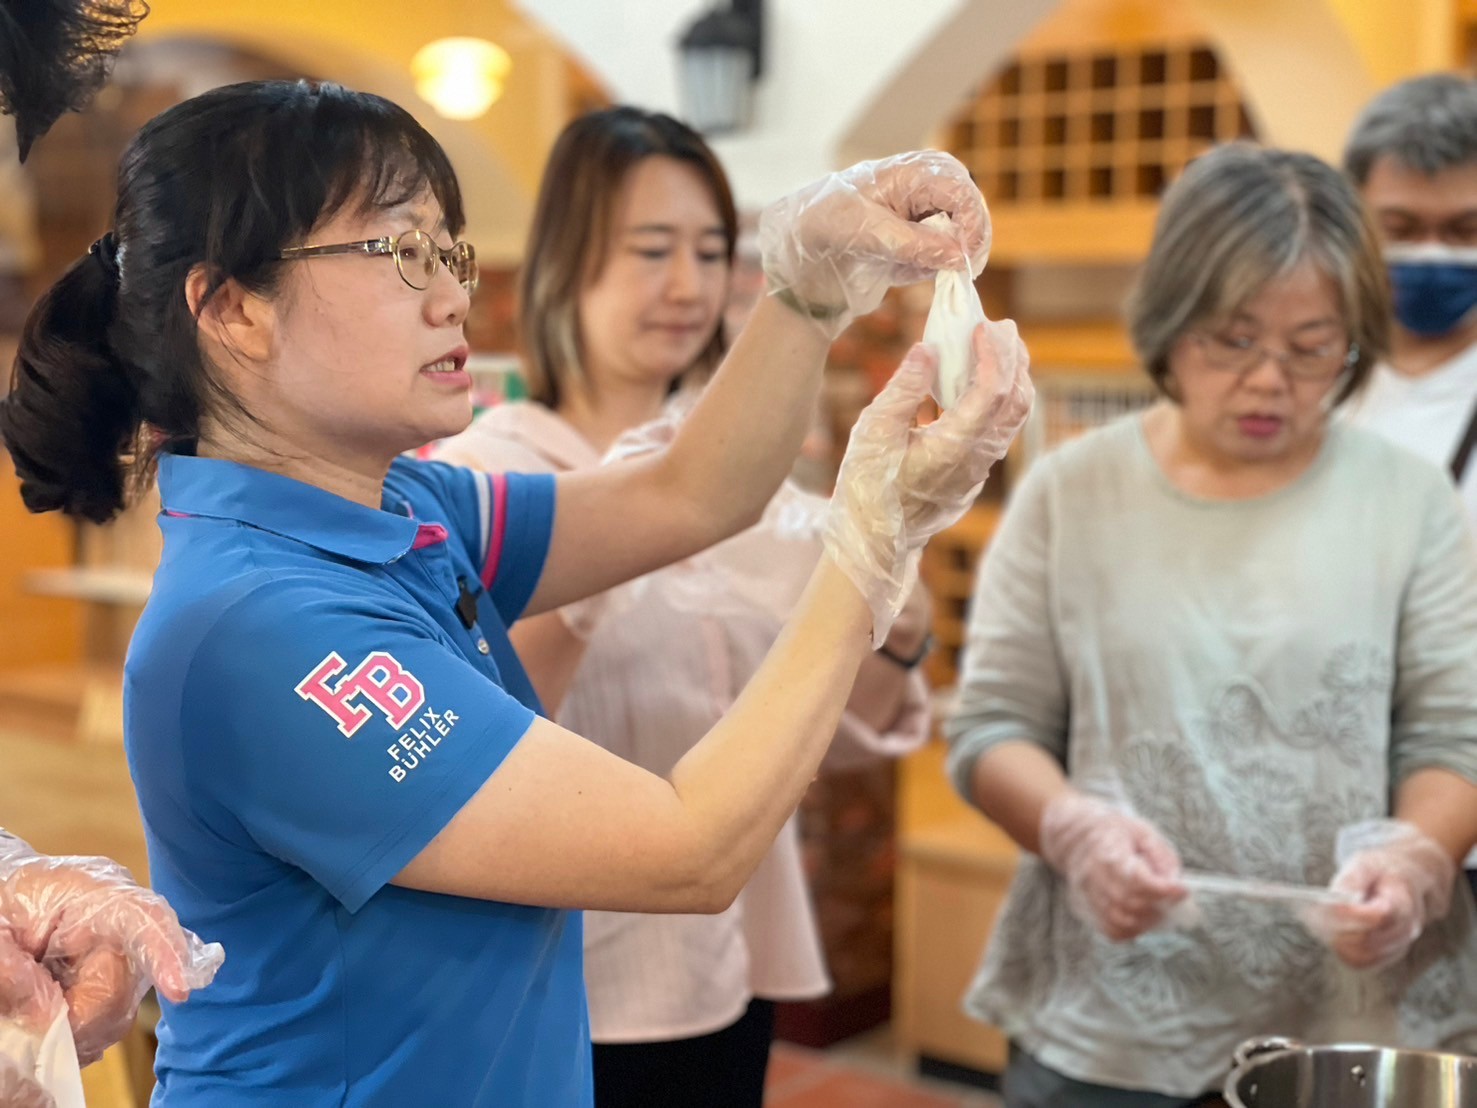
[1127,143,1387,407]
[0,79,464,522]
[519,105,738,408]
[0,0,148,161]
[1344,73,1477,185]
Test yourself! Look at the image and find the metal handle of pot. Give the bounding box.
[1230,1036,1303,1071]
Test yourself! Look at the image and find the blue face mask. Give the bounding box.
[1386,245,1477,337]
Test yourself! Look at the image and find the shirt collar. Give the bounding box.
[157,454,426,565]
[468,402,600,471]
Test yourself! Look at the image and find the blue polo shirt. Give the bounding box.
[125,453,592,1106]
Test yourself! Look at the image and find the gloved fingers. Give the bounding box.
[0,939,63,1036]
[930,322,1031,458]
[1126,824,1186,888]
[56,947,138,1065]
[0,1057,56,1108]
[1329,916,1419,969]
[852,212,971,280]
[865,344,937,425]
[975,319,1034,420]
[1098,899,1171,943]
[866,154,990,270]
[1100,851,1186,914]
[1082,868,1179,942]
[47,887,219,1003]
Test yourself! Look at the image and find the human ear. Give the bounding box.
[186,265,276,367]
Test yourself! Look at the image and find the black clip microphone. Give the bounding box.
[455,576,479,630]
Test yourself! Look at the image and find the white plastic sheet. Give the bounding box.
[0,1009,85,1108]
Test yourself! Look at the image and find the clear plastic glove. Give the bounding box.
[0,833,223,1064]
[825,322,1031,642]
[0,1056,55,1108]
[759,151,990,339]
[1039,791,1187,942]
[1304,819,1455,969]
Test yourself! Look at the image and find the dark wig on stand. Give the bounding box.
[0,0,148,160]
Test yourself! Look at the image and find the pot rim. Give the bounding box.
[1223,1036,1477,1104]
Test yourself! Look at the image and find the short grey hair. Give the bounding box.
[1344,73,1477,184]
[1127,143,1388,407]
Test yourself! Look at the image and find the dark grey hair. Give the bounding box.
[1344,73,1477,185]
[1127,143,1387,406]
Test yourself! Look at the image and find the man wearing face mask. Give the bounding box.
[1342,73,1477,901]
[1343,74,1477,523]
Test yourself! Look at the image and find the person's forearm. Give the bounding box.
[967,740,1071,854]
[509,612,589,717]
[1394,767,1477,864]
[668,556,871,902]
[662,297,830,544]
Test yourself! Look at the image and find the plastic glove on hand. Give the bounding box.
[0,929,64,1037]
[0,845,223,1064]
[0,1055,55,1108]
[759,151,989,339]
[1040,791,1187,942]
[1305,819,1455,969]
[824,322,1031,641]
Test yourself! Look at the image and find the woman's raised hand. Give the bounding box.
[824,322,1032,641]
[759,151,991,339]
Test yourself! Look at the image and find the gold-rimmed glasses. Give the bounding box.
[279,229,478,292]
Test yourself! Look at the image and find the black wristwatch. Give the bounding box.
[877,632,934,670]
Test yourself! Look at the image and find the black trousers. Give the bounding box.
[592,998,776,1108]
[1004,1045,1225,1108]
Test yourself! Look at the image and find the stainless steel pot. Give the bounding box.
[1224,1036,1477,1107]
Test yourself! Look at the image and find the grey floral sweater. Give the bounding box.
[946,415,1477,1098]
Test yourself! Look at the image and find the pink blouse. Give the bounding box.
[430,401,931,1042]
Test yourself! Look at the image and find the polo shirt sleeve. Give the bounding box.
[180,579,538,913]
[390,457,555,624]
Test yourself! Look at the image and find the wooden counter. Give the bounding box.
[893,739,1019,1077]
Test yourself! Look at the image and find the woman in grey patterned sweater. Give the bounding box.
[946,143,1477,1107]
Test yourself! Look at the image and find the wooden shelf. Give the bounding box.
[948,31,1256,256]
[990,199,1161,264]
[26,566,152,606]
[1018,319,1136,370]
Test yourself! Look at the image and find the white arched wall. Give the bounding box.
[522,0,1435,209]
[1182,0,1376,163]
[517,0,1021,207]
[834,0,1061,167]
[839,0,1394,174]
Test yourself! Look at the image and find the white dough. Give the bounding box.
[920,212,988,409]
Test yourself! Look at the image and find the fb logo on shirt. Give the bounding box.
[295,652,426,738]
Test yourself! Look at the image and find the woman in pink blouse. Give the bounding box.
[431,107,933,1107]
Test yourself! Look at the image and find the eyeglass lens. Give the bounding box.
[394,230,478,292]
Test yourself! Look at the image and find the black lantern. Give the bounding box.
[677,0,763,135]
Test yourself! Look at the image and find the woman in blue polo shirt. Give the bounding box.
[0,78,1031,1105]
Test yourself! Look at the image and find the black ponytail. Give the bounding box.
[1,244,139,522]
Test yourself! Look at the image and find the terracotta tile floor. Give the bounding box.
[765,1038,1003,1107]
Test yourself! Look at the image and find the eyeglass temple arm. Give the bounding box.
[281,241,389,259]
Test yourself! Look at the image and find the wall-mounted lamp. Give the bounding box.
[677,0,763,136]
[412,37,512,121]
